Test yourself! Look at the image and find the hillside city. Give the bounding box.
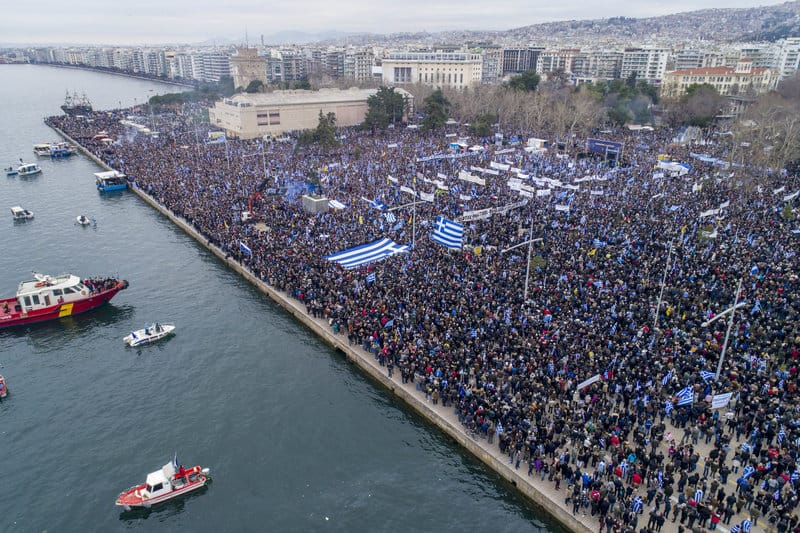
[1,3,799,107]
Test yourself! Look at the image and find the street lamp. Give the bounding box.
[701,278,746,380]
[500,227,543,302]
[652,241,674,336]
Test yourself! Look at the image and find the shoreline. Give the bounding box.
[52,125,594,533]
[27,63,196,88]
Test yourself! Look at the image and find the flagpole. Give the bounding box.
[701,278,744,380]
[412,172,417,249]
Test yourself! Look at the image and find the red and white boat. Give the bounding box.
[0,272,128,328]
[116,457,211,510]
[0,374,8,398]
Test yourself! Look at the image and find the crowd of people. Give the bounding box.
[48,106,800,533]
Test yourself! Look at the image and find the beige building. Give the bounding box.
[208,87,413,139]
[231,47,267,91]
[661,59,778,99]
[381,51,482,89]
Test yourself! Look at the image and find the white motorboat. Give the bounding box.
[11,206,34,220]
[124,323,176,347]
[76,215,92,226]
[33,143,53,156]
[17,163,42,177]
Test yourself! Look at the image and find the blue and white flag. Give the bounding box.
[173,452,179,469]
[240,241,253,256]
[661,370,673,387]
[700,370,716,383]
[325,238,410,269]
[741,519,752,532]
[431,215,464,250]
[367,198,386,210]
[665,401,674,416]
[384,211,397,223]
[384,319,394,328]
[694,488,704,503]
[778,427,786,444]
[730,525,741,533]
[676,386,694,406]
[630,496,643,514]
[366,272,376,283]
[742,464,755,479]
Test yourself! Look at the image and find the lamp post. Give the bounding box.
[652,241,674,337]
[701,278,746,380]
[501,228,543,303]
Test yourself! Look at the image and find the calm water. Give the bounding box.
[0,65,559,532]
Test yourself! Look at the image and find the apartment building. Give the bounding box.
[661,58,778,98]
[620,47,670,84]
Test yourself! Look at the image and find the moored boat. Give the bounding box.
[17,163,41,177]
[95,170,128,192]
[0,272,128,328]
[76,214,92,226]
[116,456,210,510]
[0,374,8,398]
[11,206,34,221]
[5,166,18,176]
[123,323,176,347]
[50,142,75,158]
[61,91,93,116]
[33,143,53,156]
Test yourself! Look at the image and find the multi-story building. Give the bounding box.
[171,52,195,80]
[480,46,503,84]
[661,58,778,98]
[381,50,482,89]
[620,47,670,84]
[501,48,543,75]
[231,47,267,90]
[193,50,232,83]
[776,37,800,81]
[145,49,167,77]
[343,48,375,81]
[208,87,413,139]
[537,49,580,75]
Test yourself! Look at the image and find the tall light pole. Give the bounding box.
[702,278,746,380]
[652,241,674,336]
[500,229,543,302]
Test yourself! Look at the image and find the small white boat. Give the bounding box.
[11,206,34,220]
[17,163,42,177]
[76,215,92,226]
[33,143,53,156]
[124,323,175,347]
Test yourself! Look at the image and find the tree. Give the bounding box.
[469,112,497,137]
[297,111,340,150]
[245,80,264,93]
[363,86,406,132]
[507,69,541,92]
[422,89,450,131]
[682,84,726,127]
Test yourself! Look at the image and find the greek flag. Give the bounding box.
[239,241,253,256]
[741,519,752,532]
[661,370,673,386]
[778,427,786,444]
[742,464,755,479]
[700,370,716,383]
[325,238,410,269]
[676,386,694,406]
[367,198,386,210]
[791,470,799,482]
[694,488,704,503]
[431,216,464,250]
[384,211,397,223]
[665,401,674,416]
[730,525,741,533]
[366,272,376,283]
[630,496,643,514]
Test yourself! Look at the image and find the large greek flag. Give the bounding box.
[676,385,694,406]
[325,238,410,269]
[431,215,464,250]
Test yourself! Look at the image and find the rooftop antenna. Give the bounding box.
[245,26,249,47]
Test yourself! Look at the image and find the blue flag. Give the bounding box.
[676,386,694,406]
[240,241,253,256]
[431,215,464,250]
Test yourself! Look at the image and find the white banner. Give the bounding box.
[458,170,485,186]
[400,186,417,196]
[419,191,435,203]
[699,208,720,218]
[555,204,570,212]
[536,189,551,197]
[576,374,601,390]
[590,190,604,196]
[459,194,473,201]
[470,166,500,176]
[490,161,510,171]
[437,173,447,180]
[387,175,398,183]
[711,392,733,410]
[460,208,492,222]
[507,178,523,191]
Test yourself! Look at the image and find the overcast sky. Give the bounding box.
[0,0,788,46]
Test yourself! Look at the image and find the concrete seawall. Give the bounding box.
[53,126,593,533]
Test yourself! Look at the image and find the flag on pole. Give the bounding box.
[239,241,253,256]
[431,215,464,250]
[700,370,716,383]
[366,272,376,283]
[661,370,673,387]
